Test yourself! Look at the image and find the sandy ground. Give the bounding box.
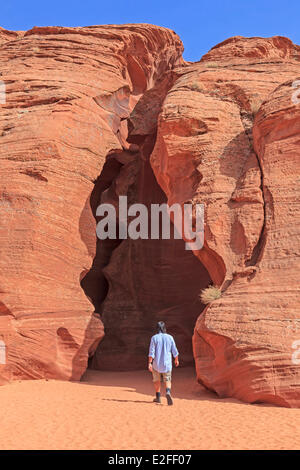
[0,367,299,450]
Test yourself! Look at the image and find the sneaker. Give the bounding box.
[153,397,161,404]
[166,393,173,406]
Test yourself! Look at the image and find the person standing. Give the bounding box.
[148,321,179,405]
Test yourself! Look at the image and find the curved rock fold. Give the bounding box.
[0,26,299,407]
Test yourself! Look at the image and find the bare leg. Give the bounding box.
[165,380,173,405]
[165,380,171,390]
[153,380,161,403]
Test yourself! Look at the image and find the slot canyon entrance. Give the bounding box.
[81,133,212,372]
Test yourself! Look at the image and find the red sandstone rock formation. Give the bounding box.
[151,35,300,407]
[0,24,183,382]
[0,26,299,407]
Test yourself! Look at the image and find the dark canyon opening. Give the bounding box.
[81,77,212,372]
[81,139,212,371]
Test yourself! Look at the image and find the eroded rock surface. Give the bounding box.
[0,24,183,381]
[151,35,300,407]
[0,27,299,406]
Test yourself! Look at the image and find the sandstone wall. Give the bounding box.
[0,27,299,406]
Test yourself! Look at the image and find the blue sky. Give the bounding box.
[1,0,299,61]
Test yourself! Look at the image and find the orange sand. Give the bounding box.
[0,367,299,450]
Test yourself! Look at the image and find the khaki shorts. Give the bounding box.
[152,368,172,383]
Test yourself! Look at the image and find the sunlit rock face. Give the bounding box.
[0,24,183,381]
[151,35,300,407]
[0,26,299,407]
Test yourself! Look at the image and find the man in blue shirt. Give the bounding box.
[148,321,179,405]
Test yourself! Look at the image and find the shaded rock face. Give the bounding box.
[0,27,299,407]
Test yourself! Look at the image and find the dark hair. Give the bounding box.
[157,321,166,333]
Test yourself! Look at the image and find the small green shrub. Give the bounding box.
[200,285,221,304]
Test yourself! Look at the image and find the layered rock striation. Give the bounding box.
[0,26,299,406]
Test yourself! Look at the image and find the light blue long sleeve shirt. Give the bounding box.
[148,333,179,373]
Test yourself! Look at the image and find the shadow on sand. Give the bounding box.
[78,366,276,408]
[78,366,243,405]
